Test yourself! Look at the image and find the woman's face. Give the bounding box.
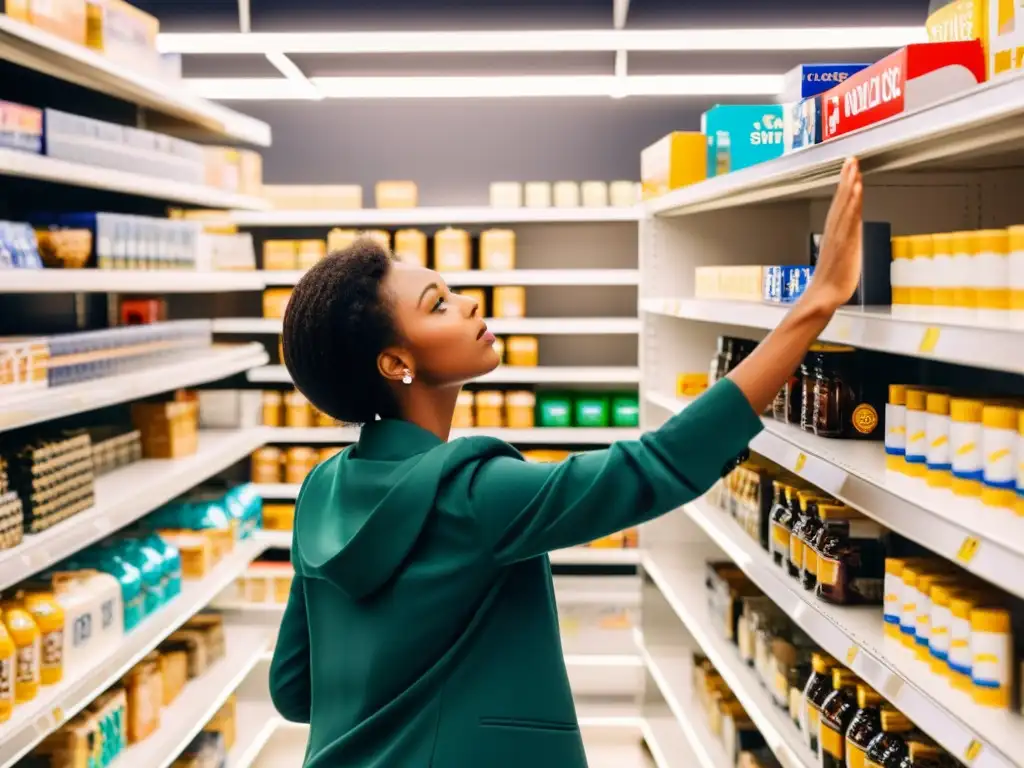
[381,260,500,386]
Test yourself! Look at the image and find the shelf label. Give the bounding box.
[964,739,982,764]
[795,453,808,472]
[919,327,941,354]
[956,536,980,565]
[846,645,859,665]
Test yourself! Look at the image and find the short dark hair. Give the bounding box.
[282,238,399,424]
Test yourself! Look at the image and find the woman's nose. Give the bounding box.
[462,293,479,317]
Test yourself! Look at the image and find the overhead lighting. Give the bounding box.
[265,52,323,100]
[183,74,785,100]
[159,26,925,55]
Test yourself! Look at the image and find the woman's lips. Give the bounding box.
[479,328,496,344]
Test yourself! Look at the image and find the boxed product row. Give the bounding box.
[174,696,237,768]
[715,454,1024,711]
[258,180,639,210]
[927,0,1024,80]
[706,560,965,765]
[0,220,44,269]
[25,616,233,768]
[261,390,339,429]
[251,446,341,485]
[0,320,212,394]
[453,390,639,430]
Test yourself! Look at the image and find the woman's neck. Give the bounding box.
[396,385,460,442]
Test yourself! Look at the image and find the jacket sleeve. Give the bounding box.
[269,524,312,722]
[468,378,762,566]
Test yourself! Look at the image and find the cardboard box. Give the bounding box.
[86,0,160,76]
[783,95,822,153]
[263,184,362,210]
[640,131,705,199]
[375,180,418,208]
[821,41,986,142]
[701,105,785,177]
[990,0,1024,76]
[4,0,87,45]
[0,101,42,154]
[694,265,766,301]
[927,1,989,72]
[238,150,263,195]
[780,64,870,101]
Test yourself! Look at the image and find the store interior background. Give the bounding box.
[137,0,926,202]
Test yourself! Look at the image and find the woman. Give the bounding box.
[270,159,864,767]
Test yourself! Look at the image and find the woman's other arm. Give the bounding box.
[464,159,864,565]
[269,567,312,723]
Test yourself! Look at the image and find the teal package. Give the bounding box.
[701,105,785,177]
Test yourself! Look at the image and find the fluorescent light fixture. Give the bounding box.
[159,26,926,55]
[265,51,323,100]
[184,74,785,100]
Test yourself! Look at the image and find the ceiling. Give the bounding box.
[138,0,930,33]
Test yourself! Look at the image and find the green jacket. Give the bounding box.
[269,378,761,767]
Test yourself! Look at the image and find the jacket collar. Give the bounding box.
[356,418,444,461]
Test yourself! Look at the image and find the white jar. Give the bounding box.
[885,384,907,472]
[489,182,523,208]
[931,232,956,316]
[974,229,1010,324]
[950,398,985,497]
[524,182,552,208]
[1008,225,1024,329]
[581,181,609,207]
[951,230,977,323]
[890,237,911,310]
[609,180,637,207]
[908,235,934,319]
[929,584,954,676]
[981,404,1018,509]
[925,392,951,488]
[971,607,1012,709]
[904,389,929,478]
[552,181,580,208]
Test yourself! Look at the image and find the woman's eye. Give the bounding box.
[432,296,448,312]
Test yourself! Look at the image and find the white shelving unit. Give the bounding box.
[0,428,266,592]
[0,270,268,294]
[214,317,641,335]
[0,15,271,145]
[0,539,267,768]
[637,77,1024,768]
[230,206,641,226]
[249,364,641,385]
[262,268,640,287]
[0,343,269,434]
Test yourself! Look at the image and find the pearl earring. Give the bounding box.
[402,370,413,385]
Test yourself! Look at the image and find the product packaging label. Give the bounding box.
[780,63,871,101]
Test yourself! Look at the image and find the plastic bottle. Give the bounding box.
[924,393,952,488]
[974,229,1010,324]
[981,404,1018,509]
[904,390,929,478]
[0,622,15,722]
[970,606,1013,709]
[949,398,985,497]
[885,385,908,473]
[2,600,40,703]
[951,230,977,323]
[23,591,65,685]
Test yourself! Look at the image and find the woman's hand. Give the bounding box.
[801,157,864,313]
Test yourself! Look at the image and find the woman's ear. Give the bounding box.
[377,348,410,383]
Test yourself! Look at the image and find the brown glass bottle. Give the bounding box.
[789,491,826,580]
[800,652,837,757]
[819,668,859,768]
[799,496,826,591]
[769,483,798,569]
[845,685,884,768]
[865,709,914,768]
[813,505,887,606]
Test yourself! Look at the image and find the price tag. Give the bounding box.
[919,327,941,354]
[832,317,853,342]
[956,536,980,565]
[795,453,808,473]
[52,706,64,725]
[846,645,859,665]
[964,739,983,764]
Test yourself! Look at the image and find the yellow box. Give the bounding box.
[263,241,297,271]
[375,181,418,208]
[393,229,427,266]
[239,150,263,196]
[506,391,536,429]
[360,230,391,250]
[327,228,358,253]
[458,288,487,316]
[86,0,159,72]
[927,1,989,73]
[677,372,709,398]
[263,288,293,319]
[5,0,87,45]
[475,391,505,428]
[479,229,516,271]
[989,0,1024,76]
[296,240,326,269]
[434,228,471,271]
[262,504,295,531]
[506,336,538,366]
[203,147,241,192]
[640,132,706,199]
[493,286,526,318]
[694,265,765,301]
[263,185,362,210]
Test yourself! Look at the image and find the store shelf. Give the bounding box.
[0,428,266,592]
[646,390,1024,603]
[0,269,268,294]
[0,16,271,146]
[262,268,640,287]
[113,623,272,768]
[637,637,726,768]
[226,702,280,768]
[642,298,1024,375]
[646,70,1024,217]
[0,342,269,435]
[214,317,641,336]
[641,715,697,768]
[253,484,302,499]
[230,206,641,227]
[248,364,641,385]
[261,426,360,443]
[261,426,638,446]
[641,547,816,768]
[0,148,271,209]
[683,498,1024,768]
[0,538,267,768]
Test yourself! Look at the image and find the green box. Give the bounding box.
[536,392,573,428]
[574,395,610,428]
[611,394,639,427]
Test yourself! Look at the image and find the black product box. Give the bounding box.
[810,221,892,306]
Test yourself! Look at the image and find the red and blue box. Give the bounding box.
[781,64,869,153]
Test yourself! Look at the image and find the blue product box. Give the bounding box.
[780,64,870,102]
[764,265,814,303]
[0,101,43,154]
[783,95,822,153]
[701,105,785,178]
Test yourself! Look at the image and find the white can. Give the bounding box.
[950,398,985,497]
[973,229,1010,324]
[925,392,951,488]
[904,389,929,478]
[885,384,907,471]
[981,404,1018,509]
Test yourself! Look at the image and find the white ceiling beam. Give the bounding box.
[265,52,323,100]
[158,27,925,55]
[184,73,785,101]
[613,0,630,30]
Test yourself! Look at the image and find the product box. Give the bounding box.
[701,105,785,178]
[809,222,893,306]
[763,265,814,304]
[783,95,822,152]
[85,0,161,77]
[990,0,1024,76]
[375,181,418,208]
[694,265,765,301]
[640,131,705,199]
[0,101,42,154]
[780,63,871,101]
[927,1,989,73]
[4,0,88,45]
[821,41,986,142]
[263,185,363,210]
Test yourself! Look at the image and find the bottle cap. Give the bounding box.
[906,389,928,411]
[951,231,975,254]
[971,607,1011,632]
[812,652,836,674]
[950,398,984,423]
[931,232,956,253]
[891,236,911,259]
[926,393,950,415]
[982,405,1017,430]
[888,384,907,406]
[818,504,859,521]
[909,235,933,258]
[880,708,912,732]
[856,685,882,708]
[1008,225,1024,252]
[973,229,1009,254]
[832,668,858,689]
